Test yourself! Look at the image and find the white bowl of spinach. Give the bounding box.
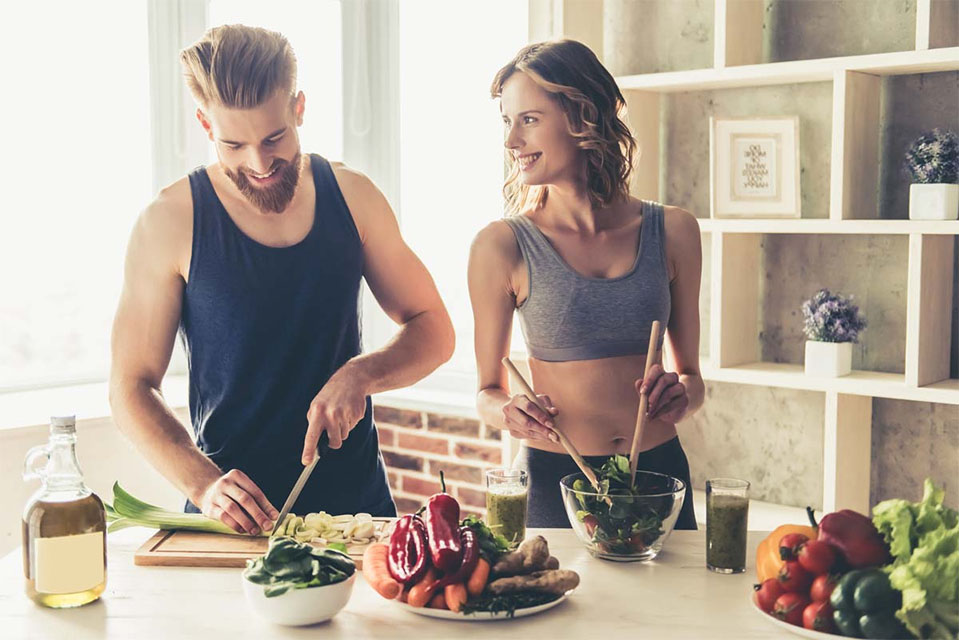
[242,536,356,626]
[560,456,686,562]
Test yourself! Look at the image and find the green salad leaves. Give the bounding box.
[243,536,356,598]
[461,514,513,559]
[873,478,959,639]
[572,454,670,555]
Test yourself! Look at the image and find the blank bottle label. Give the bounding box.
[34,532,104,594]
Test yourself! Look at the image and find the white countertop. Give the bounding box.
[0,528,791,639]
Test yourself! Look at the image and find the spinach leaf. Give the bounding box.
[243,535,356,598]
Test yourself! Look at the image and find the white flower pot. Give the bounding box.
[909,183,959,220]
[804,341,852,378]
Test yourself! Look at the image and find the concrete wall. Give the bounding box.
[604,0,714,75]
[603,0,919,75]
[602,0,959,510]
[680,382,826,509]
[763,0,917,62]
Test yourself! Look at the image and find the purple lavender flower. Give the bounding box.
[801,288,867,343]
[904,129,959,184]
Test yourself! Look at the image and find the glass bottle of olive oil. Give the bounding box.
[22,416,106,608]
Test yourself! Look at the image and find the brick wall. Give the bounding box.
[373,405,506,518]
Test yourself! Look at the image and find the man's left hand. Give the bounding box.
[636,364,689,424]
[303,366,369,464]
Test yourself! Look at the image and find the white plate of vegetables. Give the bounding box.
[396,591,571,620]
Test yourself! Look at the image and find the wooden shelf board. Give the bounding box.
[701,362,959,404]
[696,219,959,235]
[617,47,959,92]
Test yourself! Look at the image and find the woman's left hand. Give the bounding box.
[635,364,689,424]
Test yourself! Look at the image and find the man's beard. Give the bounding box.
[224,152,302,214]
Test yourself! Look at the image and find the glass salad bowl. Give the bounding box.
[560,470,686,562]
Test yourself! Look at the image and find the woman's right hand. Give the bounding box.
[502,394,560,443]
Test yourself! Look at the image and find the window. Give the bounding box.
[0,1,152,391]
[391,0,529,390]
[0,0,519,409]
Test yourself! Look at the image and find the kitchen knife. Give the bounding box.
[271,432,330,536]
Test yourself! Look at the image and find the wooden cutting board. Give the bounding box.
[134,518,393,568]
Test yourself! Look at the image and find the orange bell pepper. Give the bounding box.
[756,523,817,582]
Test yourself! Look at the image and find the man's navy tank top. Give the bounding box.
[180,154,395,516]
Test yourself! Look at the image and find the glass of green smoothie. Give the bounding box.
[706,478,750,574]
[485,469,528,547]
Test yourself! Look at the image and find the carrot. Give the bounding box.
[398,587,410,603]
[407,567,439,608]
[362,543,402,600]
[444,582,468,613]
[466,557,490,596]
[428,592,448,609]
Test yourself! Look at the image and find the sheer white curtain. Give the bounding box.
[0,1,153,392]
[364,0,529,396]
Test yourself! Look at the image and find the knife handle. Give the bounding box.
[316,431,331,458]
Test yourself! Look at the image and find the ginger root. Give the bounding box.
[545,556,559,570]
[488,569,580,596]
[492,535,551,576]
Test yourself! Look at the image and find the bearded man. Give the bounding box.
[109,25,454,534]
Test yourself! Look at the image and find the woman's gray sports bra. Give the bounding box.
[503,200,671,362]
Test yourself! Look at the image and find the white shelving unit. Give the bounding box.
[571,0,959,514]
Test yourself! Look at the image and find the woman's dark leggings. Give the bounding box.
[514,436,697,530]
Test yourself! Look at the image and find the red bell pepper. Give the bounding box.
[807,507,890,569]
[407,516,429,584]
[422,526,479,600]
[387,514,429,584]
[425,471,462,573]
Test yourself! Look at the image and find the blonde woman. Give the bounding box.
[469,40,704,529]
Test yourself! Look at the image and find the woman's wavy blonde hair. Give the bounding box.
[490,39,637,216]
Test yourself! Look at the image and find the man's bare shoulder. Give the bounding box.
[329,161,376,203]
[328,161,394,245]
[140,176,193,234]
[129,176,193,274]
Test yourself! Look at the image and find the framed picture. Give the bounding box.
[710,116,801,218]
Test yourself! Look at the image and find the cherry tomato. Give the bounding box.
[809,573,838,603]
[798,540,837,575]
[803,600,837,633]
[755,578,785,613]
[774,592,811,626]
[778,533,809,561]
[583,514,599,537]
[778,559,813,593]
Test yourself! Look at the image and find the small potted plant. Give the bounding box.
[905,128,959,221]
[801,289,867,378]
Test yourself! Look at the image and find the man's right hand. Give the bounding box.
[196,469,279,535]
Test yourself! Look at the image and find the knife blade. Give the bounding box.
[271,432,330,536]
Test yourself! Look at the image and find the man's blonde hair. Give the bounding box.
[180,24,297,109]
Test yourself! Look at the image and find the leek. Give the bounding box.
[105,481,264,536]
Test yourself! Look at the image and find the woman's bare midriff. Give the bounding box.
[524,352,677,456]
